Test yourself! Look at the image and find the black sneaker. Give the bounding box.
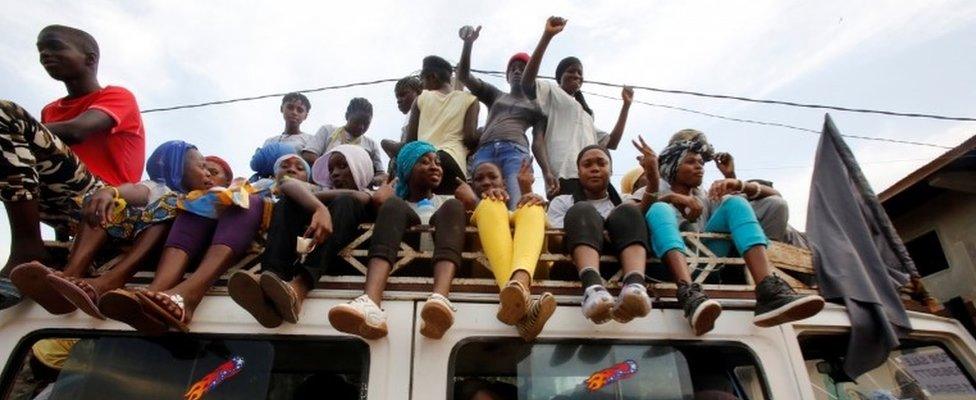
[753,274,825,327]
[676,282,722,336]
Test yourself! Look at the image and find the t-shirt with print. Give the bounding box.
[534,79,608,180]
[304,124,384,173]
[407,194,455,224]
[630,185,715,233]
[546,194,615,229]
[41,86,145,186]
[416,90,478,175]
[469,82,544,148]
[263,132,315,154]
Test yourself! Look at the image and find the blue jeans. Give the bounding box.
[471,141,531,209]
[645,196,768,258]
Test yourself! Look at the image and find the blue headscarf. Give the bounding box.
[395,141,437,198]
[146,140,195,192]
[249,142,296,178]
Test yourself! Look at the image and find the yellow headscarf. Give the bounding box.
[620,167,644,194]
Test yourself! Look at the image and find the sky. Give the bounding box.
[1,1,975,264]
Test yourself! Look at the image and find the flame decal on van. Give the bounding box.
[184,356,245,400]
[584,359,639,392]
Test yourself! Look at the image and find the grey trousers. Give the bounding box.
[750,195,809,249]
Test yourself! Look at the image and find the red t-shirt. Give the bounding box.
[41,86,145,186]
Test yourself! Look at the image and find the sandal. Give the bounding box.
[98,289,168,335]
[260,272,300,324]
[135,289,190,332]
[228,270,283,328]
[46,273,104,319]
[9,261,75,314]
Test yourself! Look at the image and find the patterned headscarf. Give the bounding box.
[312,144,374,190]
[395,141,438,198]
[668,129,715,161]
[659,140,710,184]
[146,140,195,192]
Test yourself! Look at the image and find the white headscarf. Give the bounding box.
[312,144,374,190]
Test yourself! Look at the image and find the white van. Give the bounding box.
[2,235,975,400]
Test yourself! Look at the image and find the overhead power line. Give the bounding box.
[473,69,955,149]
[141,78,401,114]
[137,70,960,149]
[470,69,976,122]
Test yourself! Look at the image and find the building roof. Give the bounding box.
[880,134,976,217]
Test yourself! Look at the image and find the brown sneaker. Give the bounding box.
[419,293,455,339]
[497,280,530,325]
[517,292,557,342]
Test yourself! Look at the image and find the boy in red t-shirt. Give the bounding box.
[0,25,144,308]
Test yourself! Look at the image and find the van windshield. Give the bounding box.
[451,339,766,400]
[3,333,368,400]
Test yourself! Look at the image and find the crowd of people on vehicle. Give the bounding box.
[0,17,824,342]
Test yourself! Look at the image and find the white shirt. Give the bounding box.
[546,194,615,229]
[535,79,608,179]
[305,124,385,173]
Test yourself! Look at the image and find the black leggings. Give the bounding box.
[369,196,467,267]
[261,194,368,282]
[563,202,649,254]
[435,150,465,195]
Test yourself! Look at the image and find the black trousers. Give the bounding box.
[261,194,368,282]
[368,196,466,267]
[563,202,649,254]
[434,150,465,195]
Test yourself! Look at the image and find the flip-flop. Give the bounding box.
[135,290,189,333]
[228,270,283,328]
[46,274,104,319]
[260,272,300,324]
[98,289,168,335]
[9,262,75,314]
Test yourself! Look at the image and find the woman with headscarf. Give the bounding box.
[633,138,824,336]
[521,16,634,200]
[405,55,479,195]
[230,144,376,328]
[546,145,652,325]
[10,140,215,318]
[456,158,552,341]
[456,25,547,210]
[328,141,467,340]
[97,149,313,333]
[248,142,298,182]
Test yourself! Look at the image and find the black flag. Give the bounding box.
[806,114,915,378]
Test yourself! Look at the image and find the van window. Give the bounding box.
[450,338,767,399]
[800,335,976,400]
[1,332,367,400]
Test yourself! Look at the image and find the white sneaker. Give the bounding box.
[581,285,615,324]
[612,283,653,323]
[420,293,456,339]
[328,295,388,339]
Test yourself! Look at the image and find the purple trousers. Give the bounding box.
[164,194,264,258]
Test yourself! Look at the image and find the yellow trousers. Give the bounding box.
[472,200,546,289]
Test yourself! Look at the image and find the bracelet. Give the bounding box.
[108,186,120,199]
[747,182,761,199]
[735,179,744,192]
